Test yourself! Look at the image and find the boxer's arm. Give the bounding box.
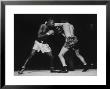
[38,24,48,38]
[54,23,64,26]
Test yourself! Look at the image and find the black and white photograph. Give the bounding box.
[3,4,107,85]
[14,14,97,76]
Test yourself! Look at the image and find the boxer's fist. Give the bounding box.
[47,30,54,35]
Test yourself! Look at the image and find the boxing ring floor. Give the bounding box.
[14,69,97,76]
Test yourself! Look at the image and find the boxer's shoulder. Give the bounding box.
[41,24,47,27]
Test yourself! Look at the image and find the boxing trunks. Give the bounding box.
[32,40,51,53]
[64,36,78,49]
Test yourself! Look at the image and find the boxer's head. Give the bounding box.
[46,18,54,26]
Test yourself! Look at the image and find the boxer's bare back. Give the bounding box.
[55,22,75,37]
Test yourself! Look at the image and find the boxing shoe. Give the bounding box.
[50,67,61,73]
[58,66,68,73]
[18,66,25,74]
[82,64,89,72]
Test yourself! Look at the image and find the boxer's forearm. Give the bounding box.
[38,31,54,38]
[38,33,48,38]
[54,23,64,26]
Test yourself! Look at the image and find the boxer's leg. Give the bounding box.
[18,49,36,74]
[74,49,88,72]
[46,51,61,73]
[75,49,87,65]
[46,51,54,68]
[58,46,68,66]
[58,46,69,73]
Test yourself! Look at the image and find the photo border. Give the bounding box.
[1,0,110,88]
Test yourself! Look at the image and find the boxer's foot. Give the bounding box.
[82,64,88,72]
[18,67,25,74]
[18,69,24,74]
[50,67,61,73]
[59,66,68,73]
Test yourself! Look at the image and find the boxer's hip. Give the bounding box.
[64,36,78,49]
[32,40,51,53]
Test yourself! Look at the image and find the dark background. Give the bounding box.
[14,14,97,71]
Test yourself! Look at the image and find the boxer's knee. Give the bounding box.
[58,53,64,58]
